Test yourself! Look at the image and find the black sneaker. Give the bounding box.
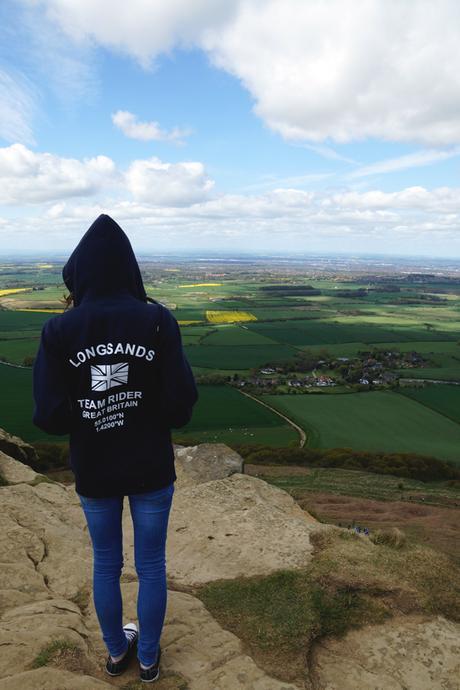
[105,623,138,676]
[139,644,161,683]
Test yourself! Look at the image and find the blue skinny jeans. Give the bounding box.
[77,482,175,666]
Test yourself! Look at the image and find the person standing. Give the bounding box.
[32,214,198,682]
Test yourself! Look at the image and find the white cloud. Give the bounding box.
[0,140,459,255]
[33,0,240,65]
[125,157,214,205]
[112,110,190,143]
[4,182,459,256]
[0,144,116,203]
[0,144,215,207]
[203,0,460,145]
[32,0,460,146]
[329,186,460,212]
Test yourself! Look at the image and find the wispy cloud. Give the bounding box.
[239,172,334,193]
[0,68,37,145]
[300,142,357,165]
[350,147,460,178]
[112,111,191,144]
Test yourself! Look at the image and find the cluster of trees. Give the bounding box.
[258,348,331,375]
[27,439,460,485]
[335,288,368,298]
[259,284,322,296]
[195,373,231,385]
[231,444,460,483]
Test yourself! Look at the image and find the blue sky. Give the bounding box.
[1,0,460,257]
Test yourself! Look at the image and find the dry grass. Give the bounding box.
[244,463,460,561]
[297,491,460,562]
[309,527,460,620]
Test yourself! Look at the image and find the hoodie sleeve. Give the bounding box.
[32,318,73,435]
[156,306,199,429]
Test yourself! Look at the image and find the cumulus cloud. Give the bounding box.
[33,0,240,64]
[32,0,460,146]
[2,180,460,255]
[0,140,458,255]
[203,0,460,145]
[0,144,215,207]
[125,157,214,205]
[0,144,116,204]
[112,110,190,143]
[329,186,460,213]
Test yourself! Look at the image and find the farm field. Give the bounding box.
[1,257,460,463]
[0,366,296,446]
[400,384,460,424]
[175,384,297,446]
[261,390,460,464]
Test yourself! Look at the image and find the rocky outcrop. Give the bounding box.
[0,450,45,486]
[165,472,319,586]
[311,614,460,690]
[0,440,313,688]
[0,436,459,689]
[0,428,38,467]
[174,442,243,487]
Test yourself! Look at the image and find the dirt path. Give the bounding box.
[0,360,29,369]
[236,389,307,447]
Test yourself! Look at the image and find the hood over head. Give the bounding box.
[62,214,148,307]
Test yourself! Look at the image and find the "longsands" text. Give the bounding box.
[69,342,155,368]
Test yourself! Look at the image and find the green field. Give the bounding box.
[1,262,460,462]
[400,384,460,424]
[176,385,297,446]
[184,343,297,369]
[261,390,460,464]
[0,367,296,447]
[0,364,47,442]
[247,319,458,346]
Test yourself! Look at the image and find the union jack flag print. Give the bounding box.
[91,363,129,391]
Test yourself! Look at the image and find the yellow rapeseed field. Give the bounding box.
[206,310,257,324]
[13,308,64,313]
[179,283,222,287]
[0,288,30,297]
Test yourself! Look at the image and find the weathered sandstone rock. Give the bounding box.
[163,472,320,587]
[311,614,460,690]
[174,442,244,487]
[0,427,38,467]
[0,449,43,485]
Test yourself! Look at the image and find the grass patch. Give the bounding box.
[195,526,459,686]
[30,638,83,669]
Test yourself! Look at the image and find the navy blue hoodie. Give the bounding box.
[32,214,198,498]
